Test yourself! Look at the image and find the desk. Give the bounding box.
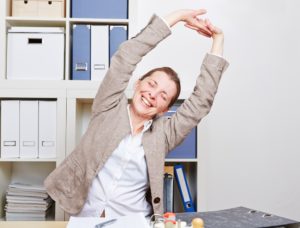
[0,221,68,228]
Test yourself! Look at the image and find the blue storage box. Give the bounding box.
[165,105,197,159]
[72,0,128,19]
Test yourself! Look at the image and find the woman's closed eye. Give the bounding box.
[148,81,155,87]
[161,93,167,101]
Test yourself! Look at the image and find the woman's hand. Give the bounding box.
[164,9,224,56]
[164,9,212,37]
[187,18,224,56]
[205,19,224,56]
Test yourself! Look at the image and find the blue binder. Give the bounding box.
[72,24,91,80]
[109,26,128,62]
[165,105,197,158]
[72,0,128,19]
[174,164,195,212]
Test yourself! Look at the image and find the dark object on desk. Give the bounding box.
[175,207,300,228]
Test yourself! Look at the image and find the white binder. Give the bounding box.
[38,101,57,158]
[20,100,39,158]
[91,25,109,81]
[0,100,20,158]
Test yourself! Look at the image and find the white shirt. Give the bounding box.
[76,106,153,218]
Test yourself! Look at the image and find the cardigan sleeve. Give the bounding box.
[164,53,229,153]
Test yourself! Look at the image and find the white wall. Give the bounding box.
[133,0,300,221]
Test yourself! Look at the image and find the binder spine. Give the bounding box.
[109,25,128,63]
[174,164,195,212]
[72,24,91,80]
[163,173,174,212]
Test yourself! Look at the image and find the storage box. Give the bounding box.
[72,0,127,19]
[165,105,197,159]
[12,0,64,18]
[12,0,38,17]
[7,27,65,80]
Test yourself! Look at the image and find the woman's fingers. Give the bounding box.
[205,18,223,35]
[184,23,212,37]
[186,19,212,35]
[190,9,207,17]
[184,23,199,31]
[197,30,212,38]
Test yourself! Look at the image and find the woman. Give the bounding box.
[44,9,229,218]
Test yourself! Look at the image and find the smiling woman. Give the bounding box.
[44,9,229,219]
[130,69,179,127]
[141,66,181,106]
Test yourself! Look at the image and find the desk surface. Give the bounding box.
[0,221,68,228]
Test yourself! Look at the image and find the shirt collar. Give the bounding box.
[127,105,153,134]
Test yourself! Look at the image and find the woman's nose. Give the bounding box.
[148,91,156,100]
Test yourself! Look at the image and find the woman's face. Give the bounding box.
[131,70,177,120]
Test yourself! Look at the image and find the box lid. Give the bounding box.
[8,27,65,34]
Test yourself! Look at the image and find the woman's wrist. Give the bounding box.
[210,34,224,56]
[163,10,182,27]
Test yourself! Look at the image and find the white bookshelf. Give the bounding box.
[0,87,67,220]
[0,0,138,221]
[0,0,201,220]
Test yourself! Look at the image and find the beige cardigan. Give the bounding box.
[44,15,229,215]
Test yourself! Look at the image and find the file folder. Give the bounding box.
[0,100,20,158]
[165,105,197,159]
[174,164,195,212]
[91,25,109,81]
[72,24,91,80]
[20,101,38,158]
[163,166,174,212]
[175,207,300,228]
[38,101,56,158]
[109,26,128,61]
[72,0,128,19]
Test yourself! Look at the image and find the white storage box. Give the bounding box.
[12,0,65,18]
[7,27,65,80]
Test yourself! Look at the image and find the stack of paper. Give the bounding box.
[67,213,150,228]
[5,183,53,221]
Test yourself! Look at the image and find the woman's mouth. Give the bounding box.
[141,97,152,107]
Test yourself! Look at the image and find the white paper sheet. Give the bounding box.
[67,213,150,228]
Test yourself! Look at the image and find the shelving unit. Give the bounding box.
[0,0,201,221]
[0,87,67,220]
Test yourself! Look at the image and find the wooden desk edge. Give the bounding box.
[0,221,68,228]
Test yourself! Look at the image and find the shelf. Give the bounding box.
[0,80,67,89]
[165,158,198,163]
[0,88,66,99]
[6,17,66,27]
[0,162,57,219]
[69,18,129,25]
[0,158,57,162]
[0,79,193,99]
